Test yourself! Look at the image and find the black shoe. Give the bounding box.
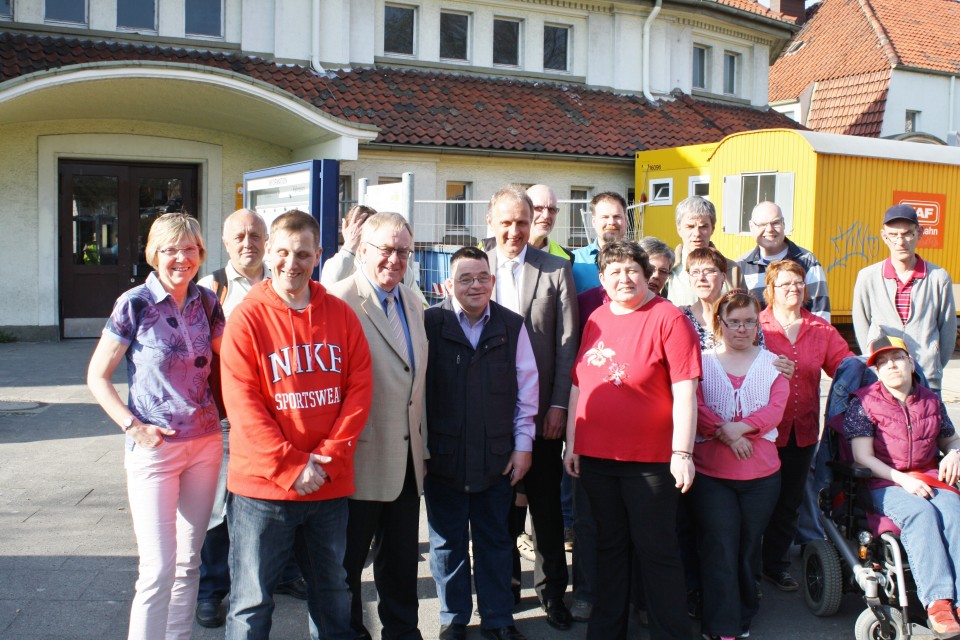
[763,570,799,592]
[480,625,527,640]
[687,589,702,619]
[541,598,572,630]
[275,576,308,600]
[195,599,224,628]
[439,622,467,640]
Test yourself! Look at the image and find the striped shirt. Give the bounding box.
[882,256,927,325]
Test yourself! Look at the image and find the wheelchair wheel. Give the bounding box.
[854,606,904,640]
[802,539,843,616]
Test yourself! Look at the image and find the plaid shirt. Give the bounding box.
[882,256,927,325]
[739,239,831,321]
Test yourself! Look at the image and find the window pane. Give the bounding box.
[0,0,11,17]
[46,0,85,23]
[71,176,119,266]
[440,12,468,60]
[723,53,737,94]
[493,19,519,66]
[544,25,568,71]
[692,47,706,89]
[740,175,758,231]
[384,5,415,55]
[118,0,155,29]
[758,174,776,202]
[445,182,468,228]
[186,0,221,36]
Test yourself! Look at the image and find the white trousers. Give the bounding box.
[124,432,222,640]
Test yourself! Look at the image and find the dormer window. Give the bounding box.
[46,0,86,25]
[384,4,416,56]
[440,11,468,61]
[0,0,11,19]
[118,0,156,31]
[693,45,708,90]
[493,18,521,67]
[544,24,570,72]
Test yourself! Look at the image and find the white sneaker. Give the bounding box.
[516,533,536,562]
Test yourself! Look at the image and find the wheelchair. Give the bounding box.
[801,356,940,639]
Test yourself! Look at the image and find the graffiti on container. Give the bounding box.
[824,222,881,273]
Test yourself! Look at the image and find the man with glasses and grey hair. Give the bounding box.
[665,196,744,305]
[329,212,429,640]
[738,201,831,321]
[853,204,956,393]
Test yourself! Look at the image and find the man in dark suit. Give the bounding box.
[484,185,579,630]
[328,212,429,640]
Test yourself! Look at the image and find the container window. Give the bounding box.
[649,178,673,206]
[722,172,794,234]
[440,11,468,61]
[385,4,416,56]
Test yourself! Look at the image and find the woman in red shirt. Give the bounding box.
[565,241,701,640]
[758,261,853,591]
[694,290,789,640]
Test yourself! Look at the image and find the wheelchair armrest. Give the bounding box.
[827,460,874,479]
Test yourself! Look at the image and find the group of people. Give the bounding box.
[86,182,960,640]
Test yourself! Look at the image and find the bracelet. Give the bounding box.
[672,450,693,460]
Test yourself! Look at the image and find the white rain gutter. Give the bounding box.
[311,0,326,74]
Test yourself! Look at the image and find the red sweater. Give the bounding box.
[222,280,373,501]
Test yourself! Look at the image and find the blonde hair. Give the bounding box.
[145,213,206,268]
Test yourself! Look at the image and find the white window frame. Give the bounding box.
[384,3,417,57]
[692,45,709,90]
[493,17,522,68]
[45,0,87,25]
[722,172,795,235]
[906,110,921,133]
[688,175,710,200]
[439,10,470,62]
[185,0,224,39]
[543,23,571,72]
[116,0,158,33]
[723,51,739,96]
[649,177,673,206]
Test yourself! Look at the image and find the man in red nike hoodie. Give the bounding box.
[221,209,373,640]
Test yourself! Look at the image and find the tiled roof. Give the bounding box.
[806,69,890,136]
[713,0,796,22]
[769,0,890,103]
[870,0,960,73]
[0,31,803,159]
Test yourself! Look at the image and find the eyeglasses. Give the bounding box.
[751,218,784,230]
[721,318,758,331]
[456,275,493,286]
[159,245,200,258]
[876,353,911,368]
[365,242,412,260]
[688,268,721,278]
[884,231,917,244]
[533,206,560,215]
[774,282,805,290]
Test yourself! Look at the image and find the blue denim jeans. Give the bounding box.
[691,472,780,638]
[872,484,960,606]
[425,474,515,629]
[225,494,352,640]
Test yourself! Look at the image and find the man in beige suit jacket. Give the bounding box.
[328,212,428,640]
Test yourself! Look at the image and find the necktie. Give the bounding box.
[498,260,520,313]
[385,293,410,362]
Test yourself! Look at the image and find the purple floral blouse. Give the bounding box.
[103,272,225,440]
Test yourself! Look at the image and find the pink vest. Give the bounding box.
[854,382,942,489]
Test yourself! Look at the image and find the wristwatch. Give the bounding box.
[121,416,137,432]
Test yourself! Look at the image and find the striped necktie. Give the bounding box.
[385,293,409,362]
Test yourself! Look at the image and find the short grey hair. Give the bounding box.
[361,211,413,241]
[675,196,716,228]
[488,184,533,220]
[639,236,675,265]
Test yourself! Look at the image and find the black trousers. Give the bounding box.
[343,451,423,640]
[580,456,689,640]
[509,436,568,602]
[762,433,816,575]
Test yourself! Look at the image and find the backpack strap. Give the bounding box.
[210,268,229,305]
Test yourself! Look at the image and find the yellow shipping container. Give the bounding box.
[635,143,715,242]
[639,128,960,322]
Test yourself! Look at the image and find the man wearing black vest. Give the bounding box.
[423,246,538,640]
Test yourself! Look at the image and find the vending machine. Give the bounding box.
[243,159,340,275]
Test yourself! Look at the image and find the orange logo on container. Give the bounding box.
[893,191,945,249]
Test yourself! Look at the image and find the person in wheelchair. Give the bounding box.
[845,335,960,639]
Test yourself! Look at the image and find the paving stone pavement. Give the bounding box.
[4,339,959,639]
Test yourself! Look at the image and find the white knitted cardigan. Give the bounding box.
[698,349,780,444]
